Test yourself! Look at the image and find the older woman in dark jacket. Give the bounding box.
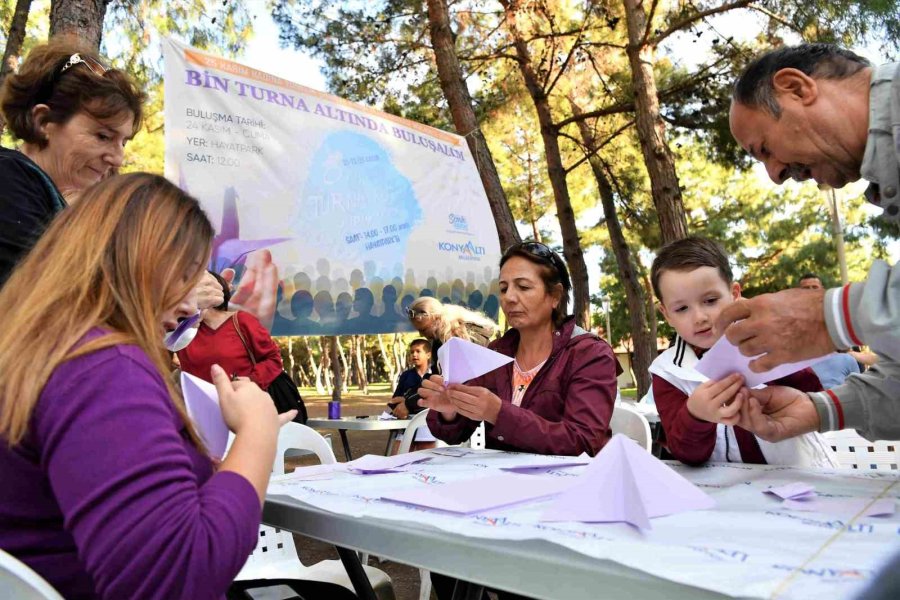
[421,242,618,457]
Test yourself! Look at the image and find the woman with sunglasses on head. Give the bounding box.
[420,242,618,457]
[0,37,144,286]
[0,173,291,599]
[406,296,498,373]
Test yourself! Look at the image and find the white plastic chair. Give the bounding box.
[0,549,64,600]
[396,409,433,455]
[610,404,652,451]
[393,411,435,600]
[822,430,900,471]
[236,422,395,600]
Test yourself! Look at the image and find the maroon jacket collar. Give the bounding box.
[490,316,584,359]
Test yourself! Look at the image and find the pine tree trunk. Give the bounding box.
[301,336,323,393]
[501,1,591,328]
[286,336,297,382]
[49,0,111,51]
[354,335,369,394]
[571,99,654,398]
[642,271,659,354]
[377,335,399,386]
[0,0,32,89]
[318,336,332,393]
[329,336,342,400]
[425,0,520,251]
[623,0,688,244]
[336,336,350,392]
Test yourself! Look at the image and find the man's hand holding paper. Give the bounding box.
[714,288,834,372]
[734,385,820,443]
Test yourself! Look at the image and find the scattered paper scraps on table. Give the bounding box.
[346,453,432,474]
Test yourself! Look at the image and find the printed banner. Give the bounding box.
[163,38,501,335]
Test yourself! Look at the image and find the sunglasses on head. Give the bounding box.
[406,307,430,320]
[60,53,108,77]
[507,241,572,289]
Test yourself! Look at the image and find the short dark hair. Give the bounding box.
[500,241,572,328]
[651,237,733,302]
[409,338,432,353]
[799,272,821,283]
[733,43,869,117]
[209,270,231,311]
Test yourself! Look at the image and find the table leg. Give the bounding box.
[451,580,485,600]
[335,545,378,600]
[339,430,353,461]
[384,431,396,456]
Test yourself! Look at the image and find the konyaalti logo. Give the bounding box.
[448,213,469,232]
[438,240,486,262]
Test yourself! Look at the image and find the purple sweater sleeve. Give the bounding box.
[34,347,260,599]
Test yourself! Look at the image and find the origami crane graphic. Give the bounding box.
[208,186,290,272]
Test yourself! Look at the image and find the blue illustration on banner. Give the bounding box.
[294,131,422,271]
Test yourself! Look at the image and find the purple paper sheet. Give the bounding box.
[382,473,574,514]
[541,434,715,529]
[180,372,229,459]
[437,337,514,385]
[764,482,816,500]
[696,336,832,388]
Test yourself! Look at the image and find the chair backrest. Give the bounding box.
[274,422,337,475]
[822,430,900,471]
[397,409,431,454]
[610,404,651,451]
[238,423,338,581]
[0,549,64,600]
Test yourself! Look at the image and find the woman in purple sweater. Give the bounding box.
[0,173,284,599]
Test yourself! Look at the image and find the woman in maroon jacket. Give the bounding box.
[421,242,618,456]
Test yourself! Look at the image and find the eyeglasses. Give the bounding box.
[60,53,108,77]
[406,308,430,320]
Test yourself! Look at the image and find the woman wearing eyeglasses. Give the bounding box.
[420,242,619,457]
[406,296,498,373]
[0,38,145,286]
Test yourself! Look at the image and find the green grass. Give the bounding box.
[620,387,638,399]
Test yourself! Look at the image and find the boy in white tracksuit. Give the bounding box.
[649,237,836,467]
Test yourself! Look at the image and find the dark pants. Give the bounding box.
[228,578,358,600]
[431,572,534,600]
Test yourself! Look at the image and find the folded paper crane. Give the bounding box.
[540,434,716,529]
[181,372,230,460]
[437,337,514,385]
[696,336,832,388]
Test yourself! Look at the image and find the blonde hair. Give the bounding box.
[409,296,498,345]
[0,173,213,446]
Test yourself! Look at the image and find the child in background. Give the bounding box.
[648,237,837,467]
[389,338,437,453]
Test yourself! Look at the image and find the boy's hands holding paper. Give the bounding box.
[686,373,745,425]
